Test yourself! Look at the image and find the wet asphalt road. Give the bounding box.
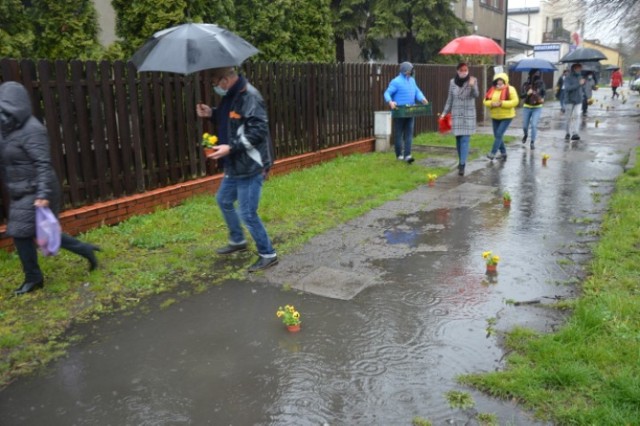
[1,89,639,425]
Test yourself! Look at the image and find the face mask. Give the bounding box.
[213,85,228,97]
[457,72,469,78]
[0,110,16,136]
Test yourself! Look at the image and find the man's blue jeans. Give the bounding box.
[490,119,512,155]
[456,135,470,165]
[393,117,415,158]
[522,107,542,142]
[216,173,275,257]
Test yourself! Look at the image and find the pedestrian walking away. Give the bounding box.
[582,71,597,116]
[520,69,546,150]
[383,62,429,164]
[555,69,568,113]
[441,62,479,176]
[196,67,277,273]
[610,68,623,99]
[483,73,519,161]
[0,82,100,295]
[563,63,586,141]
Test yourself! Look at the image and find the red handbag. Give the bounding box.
[438,113,452,134]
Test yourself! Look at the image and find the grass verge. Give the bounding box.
[459,149,640,424]
[0,148,449,388]
[413,132,513,160]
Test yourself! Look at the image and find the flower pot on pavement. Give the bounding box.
[286,324,301,333]
[486,264,497,274]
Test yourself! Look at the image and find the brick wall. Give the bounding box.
[0,138,375,251]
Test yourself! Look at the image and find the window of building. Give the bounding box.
[480,0,504,11]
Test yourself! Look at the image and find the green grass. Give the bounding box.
[413,132,515,160]
[459,149,640,425]
[0,148,448,388]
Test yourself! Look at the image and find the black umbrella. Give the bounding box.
[131,23,259,74]
[559,47,607,63]
[605,65,620,71]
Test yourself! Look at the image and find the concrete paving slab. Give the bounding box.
[292,266,377,300]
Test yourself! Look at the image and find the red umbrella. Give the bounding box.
[439,35,505,55]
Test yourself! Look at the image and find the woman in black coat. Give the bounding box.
[0,82,100,295]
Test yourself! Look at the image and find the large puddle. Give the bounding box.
[1,92,639,425]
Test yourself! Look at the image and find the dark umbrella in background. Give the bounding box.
[559,47,607,63]
[130,23,259,74]
[511,58,557,72]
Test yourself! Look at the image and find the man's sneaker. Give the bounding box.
[522,134,528,143]
[405,156,415,164]
[571,134,580,141]
[397,155,404,160]
[564,133,571,140]
[530,142,535,150]
[496,153,507,161]
[216,242,248,255]
[248,256,278,272]
[486,153,495,160]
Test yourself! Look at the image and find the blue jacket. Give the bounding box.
[384,74,427,106]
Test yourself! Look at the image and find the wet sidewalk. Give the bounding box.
[1,90,639,425]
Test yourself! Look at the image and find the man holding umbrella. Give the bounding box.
[196,67,278,272]
[563,63,586,141]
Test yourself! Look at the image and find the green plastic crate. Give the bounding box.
[391,104,432,118]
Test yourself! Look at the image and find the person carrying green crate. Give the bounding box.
[383,62,429,164]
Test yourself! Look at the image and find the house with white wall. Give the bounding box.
[508,0,586,63]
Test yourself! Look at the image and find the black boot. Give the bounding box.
[13,237,44,294]
[458,164,465,176]
[61,234,101,271]
[15,280,44,295]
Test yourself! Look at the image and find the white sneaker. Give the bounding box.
[397,156,404,160]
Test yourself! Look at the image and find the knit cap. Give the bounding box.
[399,62,413,74]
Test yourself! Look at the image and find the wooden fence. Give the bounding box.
[0,59,497,225]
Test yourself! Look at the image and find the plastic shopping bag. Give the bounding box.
[35,207,61,256]
[438,113,452,134]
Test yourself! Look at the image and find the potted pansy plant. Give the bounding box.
[482,251,500,274]
[277,305,302,332]
[542,153,550,166]
[503,191,512,208]
[202,132,218,157]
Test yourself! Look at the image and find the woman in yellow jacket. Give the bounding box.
[483,73,519,161]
